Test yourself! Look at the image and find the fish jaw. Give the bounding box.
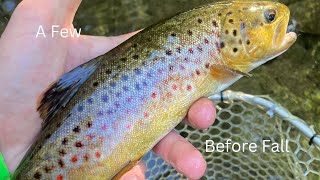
[277,31,297,54]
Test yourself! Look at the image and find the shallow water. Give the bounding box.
[0,0,319,141]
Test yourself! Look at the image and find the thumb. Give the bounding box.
[120,161,146,180]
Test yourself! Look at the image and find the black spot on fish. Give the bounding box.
[120,57,127,62]
[233,30,237,36]
[169,65,174,71]
[229,19,234,24]
[58,159,64,168]
[44,166,53,173]
[166,50,173,56]
[197,18,203,24]
[133,43,138,48]
[233,48,238,53]
[220,42,225,48]
[73,126,80,133]
[205,63,210,69]
[212,20,218,27]
[171,33,176,37]
[87,121,92,128]
[45,133,51,140]
[176,47,181,53]
[247,40,251,45]
[142,61,148,67]
[106,69,112,75]
[227,11,232,15]
[187,30,193,36]
[225,30,229,34]
[75,141,83,148]
[34,172,41,179]
[59,149,66,156]
[93,82,99,87]
[218,13,222,16]
[62,138,68,145]
[133,55,139,59]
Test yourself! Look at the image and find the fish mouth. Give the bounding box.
[272,17,297,55]
[279,32,297,51]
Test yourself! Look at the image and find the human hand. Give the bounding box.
[0,0,216,179]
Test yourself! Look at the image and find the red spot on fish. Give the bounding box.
[151,92,157,98]
[101,124,108,131]
[204,38,209,44]
[196,70,201,76]
[188,48,194,54]
[126,124,132,129]
[187,85,192,91]
[144,112,149,118]
[95,151,102,158]
[56,175,63,180]
[172,84,177,90]
[71,155,78,163]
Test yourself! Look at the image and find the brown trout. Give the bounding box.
[13,1,296,179]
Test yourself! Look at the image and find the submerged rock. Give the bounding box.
[289,0,320,35]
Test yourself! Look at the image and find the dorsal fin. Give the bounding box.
[37,58,101,125]
[210,64,252,82]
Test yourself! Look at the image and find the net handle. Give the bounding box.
[208,90,320,147]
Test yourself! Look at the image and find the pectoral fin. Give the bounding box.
[112,158,142,180]
[210,64,252,81]
[38,58,101,128]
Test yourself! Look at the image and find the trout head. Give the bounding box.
[218,1,297,72]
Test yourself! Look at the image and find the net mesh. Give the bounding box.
[143,95,320,180]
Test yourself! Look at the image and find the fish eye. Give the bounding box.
[264,9,277,23]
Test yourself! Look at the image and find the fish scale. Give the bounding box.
[12,1,296,179]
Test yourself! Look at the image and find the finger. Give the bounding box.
[120,161,146,180]
[2,0,81,38]
[65,31,139,71]
[153,131,206,180]
[183,98,216,129]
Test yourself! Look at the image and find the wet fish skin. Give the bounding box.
[12,1,296,179]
